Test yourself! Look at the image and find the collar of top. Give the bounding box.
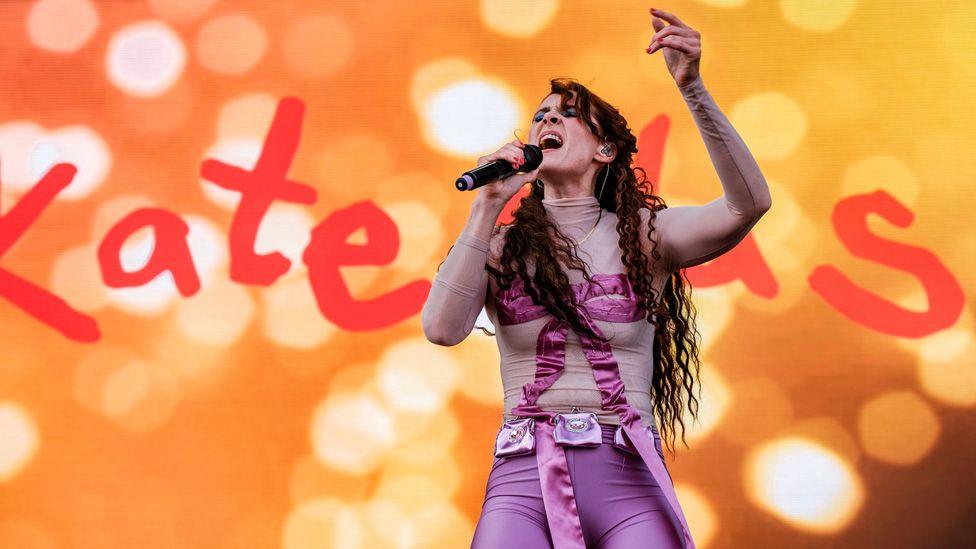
[541,195,601,227]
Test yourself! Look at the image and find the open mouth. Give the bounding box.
[539,133,563,151]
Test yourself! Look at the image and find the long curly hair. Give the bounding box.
[444,78,703,455]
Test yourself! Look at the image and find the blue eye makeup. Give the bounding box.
[533,108,578,122]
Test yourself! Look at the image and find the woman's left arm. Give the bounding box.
[645,7,772,270]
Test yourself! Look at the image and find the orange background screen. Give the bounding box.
[0,0,974,547]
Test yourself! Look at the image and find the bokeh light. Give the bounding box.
[779,0,859,33]
[0,402,40,482]
[106,21,187,97]
[195,14,267,75]
[421,78,523,157]
[376,338,460,413]
[479,0,559,38]
[310,390,396,475]
[677,484,719,548]
[1,2,972,547]
[216,93,279,140]
[27,0,99,54]
[744,437,865,532]
[857,390,941,465]
[729,90,808,161]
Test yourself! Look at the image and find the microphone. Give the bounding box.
[455,144,543,191]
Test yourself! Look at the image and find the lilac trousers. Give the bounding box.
[471,423,682,548]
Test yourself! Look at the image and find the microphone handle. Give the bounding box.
[455,159,516,191]
[455,144,543,191]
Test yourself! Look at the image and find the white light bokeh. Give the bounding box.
[0,122,45,193]
[106,20,187,97]
[745,437,865,532]
[310,391,396,475]
[0,402,40,482]
[0,122,111,200]
[32,125,111,200]
[422,78,522,157]
[410,58,480,114]
[376,338,460,413]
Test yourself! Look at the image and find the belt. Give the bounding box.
[494,272,696,549]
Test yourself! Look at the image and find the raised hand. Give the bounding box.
[645,7,702,88]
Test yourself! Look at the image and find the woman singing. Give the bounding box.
[422,7,771,548]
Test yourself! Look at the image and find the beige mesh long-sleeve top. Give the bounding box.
[421,75,771,428]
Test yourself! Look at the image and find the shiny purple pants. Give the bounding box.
[471,423,682,548]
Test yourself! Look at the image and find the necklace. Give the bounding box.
[574,207,603,245]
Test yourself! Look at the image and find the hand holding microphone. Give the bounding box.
[457,138,543,196]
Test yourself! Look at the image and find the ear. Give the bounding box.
[597,142,616,163]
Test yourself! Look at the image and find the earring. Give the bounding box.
[514,129,527,143]
[535,178,544,189]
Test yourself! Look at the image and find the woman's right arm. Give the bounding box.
[421,200,502,346]
[422,139,539,346]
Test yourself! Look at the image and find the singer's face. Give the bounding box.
[529,93,604,176]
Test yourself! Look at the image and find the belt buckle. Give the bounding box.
[494,417,536,457]
[553,407,601,448]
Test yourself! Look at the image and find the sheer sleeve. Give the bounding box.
[653,74,772,270]
[421,230,492,346]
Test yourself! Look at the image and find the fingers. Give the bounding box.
[649,7,687,28]
[479,141,528,169]
[501,143,526,170]
[655,35,697,55]
[646,26,684,53]
[509,142,526,169]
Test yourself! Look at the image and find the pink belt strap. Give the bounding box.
[496,272,696,549]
